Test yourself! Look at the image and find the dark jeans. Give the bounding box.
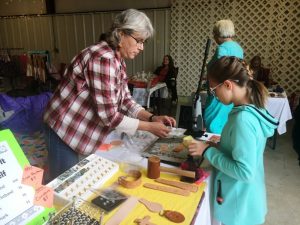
[166,79,178,102]
[292,102,300,165]
[44,125,79,181]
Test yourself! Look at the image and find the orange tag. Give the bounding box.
[98,144,112,151]
[34,185,54,208]
[22,165,44,188]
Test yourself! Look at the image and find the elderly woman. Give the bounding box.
[43,9,176,180]
[204,19,244,134]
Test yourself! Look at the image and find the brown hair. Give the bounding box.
[208,56,268,108]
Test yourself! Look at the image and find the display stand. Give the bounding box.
[0,129,55,225]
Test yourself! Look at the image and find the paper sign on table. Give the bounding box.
[22,165,44,188]
[34,185,54,208]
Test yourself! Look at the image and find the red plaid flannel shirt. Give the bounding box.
[43,42,142,155]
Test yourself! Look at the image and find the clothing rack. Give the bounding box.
[0,48,24,62]
[26,50,50,83]
[0,48,25,90]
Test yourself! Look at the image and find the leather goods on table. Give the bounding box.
[155,178,198,192]
[118,170,142,189]
[143,183,190,196]
[147,156,196,179]
[162,210,185,223]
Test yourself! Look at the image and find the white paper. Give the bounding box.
[0,141,43,225]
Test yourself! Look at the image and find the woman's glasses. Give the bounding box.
[209,79,239,97]
[128,34,146,46]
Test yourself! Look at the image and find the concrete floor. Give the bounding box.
[264,120,300,225]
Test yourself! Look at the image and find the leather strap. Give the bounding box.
[155,178,198,192]
[118,170,142,189]
[143,183,190,196]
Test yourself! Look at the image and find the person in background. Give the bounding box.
[189,56,278,225]
[250,55,270,88]
[204,19,244,134]
[43,9,176,180]
[153,55,178,104]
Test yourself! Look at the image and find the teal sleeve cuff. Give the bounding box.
[203,146,218,160]
[202,145,211,157]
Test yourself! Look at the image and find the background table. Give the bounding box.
[175,94,292,149]
[132,82,168,108]
[266,96,292,135]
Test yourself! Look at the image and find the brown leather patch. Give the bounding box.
[163,210,185,223]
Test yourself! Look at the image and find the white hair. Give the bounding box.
[213,19,235,38]
[105,9,154,48]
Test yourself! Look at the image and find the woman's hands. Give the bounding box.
[147,122,171,137]
[137,114,176,138]
[147,115,176,138]
[152,115,176,127]
[188,140,210,156]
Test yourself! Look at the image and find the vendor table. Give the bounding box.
[46,130,212,224]
[96,130,212,225]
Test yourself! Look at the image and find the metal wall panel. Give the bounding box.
[0,9,170,76]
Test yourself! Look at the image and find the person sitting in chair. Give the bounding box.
[153,55,178,104]
[250,55,271,88]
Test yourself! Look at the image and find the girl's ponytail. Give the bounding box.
[246,79,268,108]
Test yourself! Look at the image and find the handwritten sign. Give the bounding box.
[22,165,44,188]
[34,185,54,208]
[0,141,40,224]
[0,130,54,225]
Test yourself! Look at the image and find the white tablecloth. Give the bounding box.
[132,82,168,108]
[266,97,292,134]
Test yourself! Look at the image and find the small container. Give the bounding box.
[147,156,160,179]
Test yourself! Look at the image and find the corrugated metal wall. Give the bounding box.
[0,8,171,75]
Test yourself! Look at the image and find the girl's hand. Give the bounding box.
[152,115,176,127]
[188,140,210,156]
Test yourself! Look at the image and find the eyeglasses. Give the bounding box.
[209,82,224,97]
[209,79,239,97]
[128,34,146,46]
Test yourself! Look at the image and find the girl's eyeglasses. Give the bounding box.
[209,79,239,97]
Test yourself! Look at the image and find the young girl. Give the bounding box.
[189,56,278,225]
